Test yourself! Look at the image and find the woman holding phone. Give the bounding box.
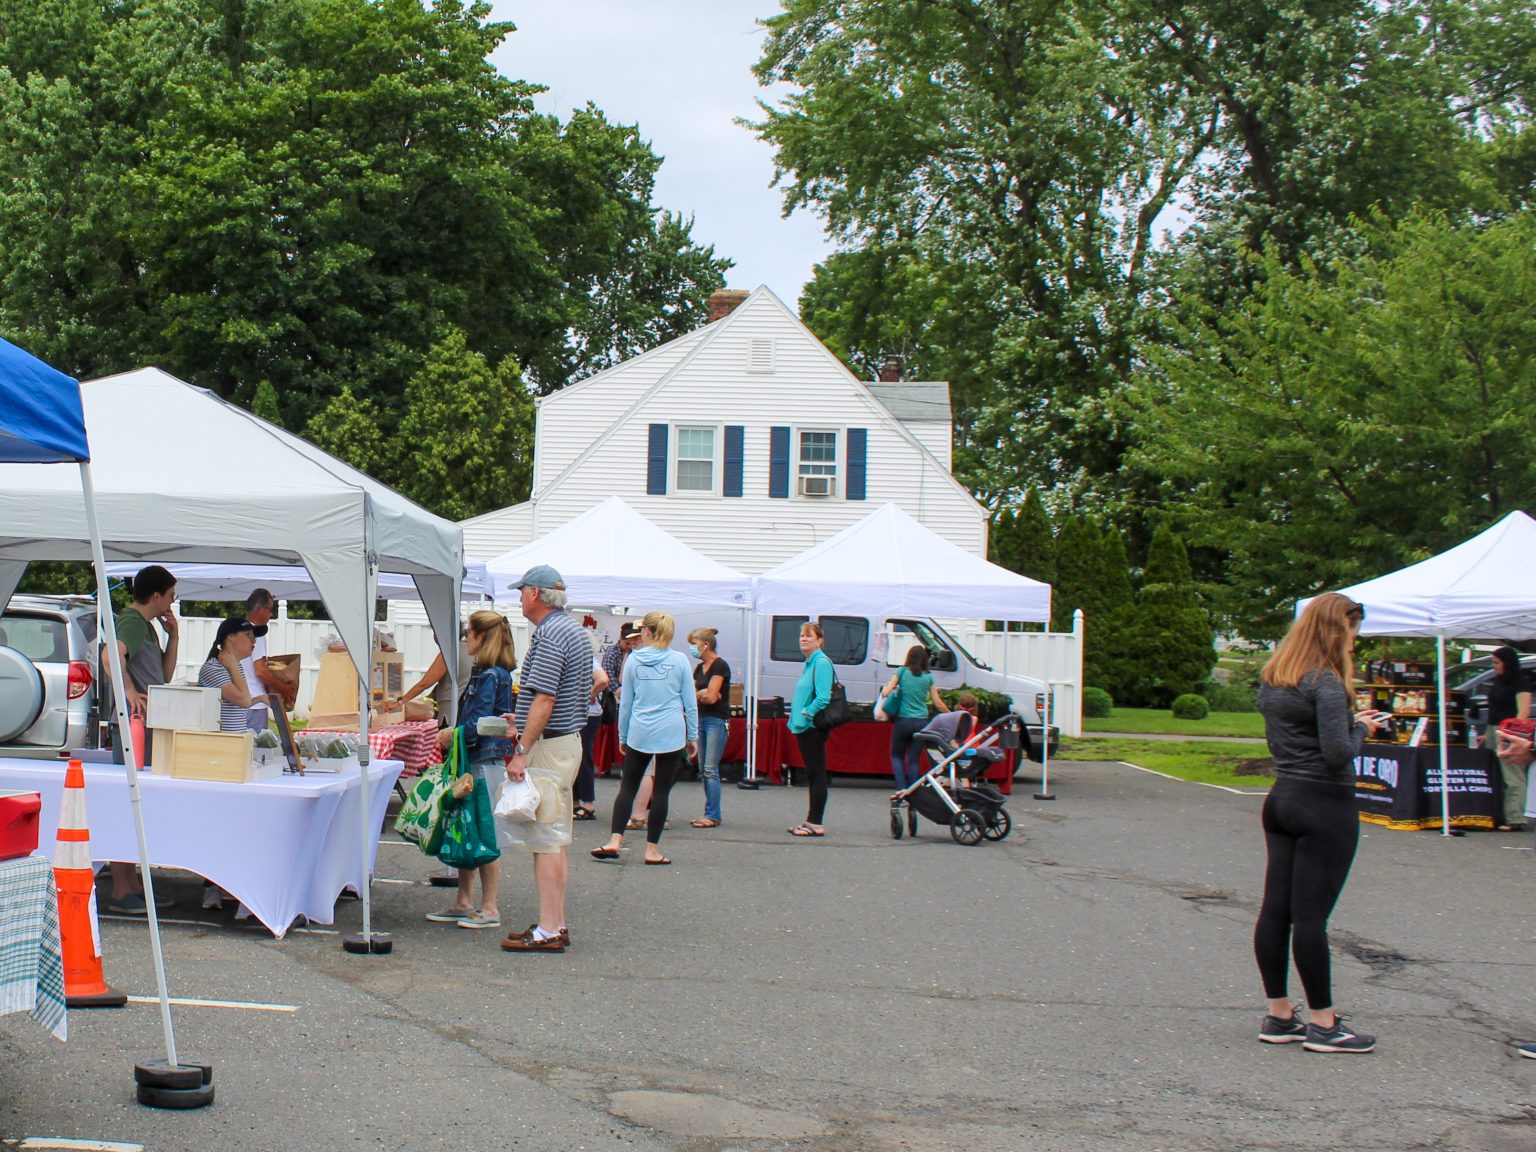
[1253,593,1389,1053]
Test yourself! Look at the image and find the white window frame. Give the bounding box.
[795,427,839,499]
[673,423,720,496]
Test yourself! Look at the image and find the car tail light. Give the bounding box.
[67,661,92,700]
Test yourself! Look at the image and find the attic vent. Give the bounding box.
[748,339,775,374]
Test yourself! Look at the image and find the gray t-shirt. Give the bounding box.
[108,606,168,712]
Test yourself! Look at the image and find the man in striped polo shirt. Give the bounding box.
[502,564,594,953]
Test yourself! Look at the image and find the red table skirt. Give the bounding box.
[592,718,1013,792]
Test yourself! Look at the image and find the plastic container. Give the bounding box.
[0,791,42,861]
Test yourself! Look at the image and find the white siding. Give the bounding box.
[471,286,987,576]
[901,421,952,471]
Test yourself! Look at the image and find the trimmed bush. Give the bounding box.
[1203,680,1257,713]
[1171,693,1209,720]
[1083,686,1113,718]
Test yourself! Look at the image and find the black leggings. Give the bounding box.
[575,715,600,806]
[795,727,830,824]
[1254,777,1360,1009]
[610,747,683,844]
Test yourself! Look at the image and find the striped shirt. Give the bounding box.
[514,608,592,738]
[198,658,255,733]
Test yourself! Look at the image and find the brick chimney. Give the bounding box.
[706,289,750,323]
[877,354,904,382]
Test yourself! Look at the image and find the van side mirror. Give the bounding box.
[932,648,957,672]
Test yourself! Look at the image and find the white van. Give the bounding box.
[653,610,1057,764]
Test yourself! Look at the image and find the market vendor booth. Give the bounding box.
[1301,511,1536,833]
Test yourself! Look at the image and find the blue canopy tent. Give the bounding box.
[0,338,184,1069]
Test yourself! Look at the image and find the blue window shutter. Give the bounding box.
[646,423,668,495]
[723,425,744,497]
[846,427,867,500]
[769,426,790,498]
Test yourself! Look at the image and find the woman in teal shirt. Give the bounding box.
[788,622,834,837]
[879,646,948,793]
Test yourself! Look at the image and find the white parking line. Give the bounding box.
[10,1139,146,1151]
[125,995,296,1013]
[1117,761,1265,796]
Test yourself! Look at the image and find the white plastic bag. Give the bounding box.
[494,777,540,825]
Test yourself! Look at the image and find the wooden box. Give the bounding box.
[310,650,405,717]
[146,685,221,732]
[161,729,271,783]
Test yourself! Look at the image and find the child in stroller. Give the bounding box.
[890,697,1015,845]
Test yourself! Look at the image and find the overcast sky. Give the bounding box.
[487,1,834,310]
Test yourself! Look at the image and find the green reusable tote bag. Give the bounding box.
[394,727,464,855]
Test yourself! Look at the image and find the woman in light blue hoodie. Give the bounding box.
[592,610,698,865]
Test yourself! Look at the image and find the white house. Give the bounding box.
[461,286,988,571]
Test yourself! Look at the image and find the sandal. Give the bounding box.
[787,824,824,837]
[626,817,647,830]
[573,807,597,821]
[690,818,721,828]
[590,846,621,861]
[643,856,672,866]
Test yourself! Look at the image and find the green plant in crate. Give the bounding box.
[937,687,1013,723]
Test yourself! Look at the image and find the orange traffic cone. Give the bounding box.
[55,760,126,1008]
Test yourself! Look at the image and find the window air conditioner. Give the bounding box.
[799,475,833,497]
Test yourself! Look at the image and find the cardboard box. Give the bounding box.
[160,729,273,783]
[146,685,221,732]
[311,650,405,717]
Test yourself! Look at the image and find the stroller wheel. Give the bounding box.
[983,808,1012,841]
[951,808,985,846]
[889,806,904,840]
[907,806,918,836]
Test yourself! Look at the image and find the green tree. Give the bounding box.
[251,381,283,427]
[1051,516,1103,635]
[393,329,534,521]
[1128,210,1536,635]
[1128,526,1214,706]
[303,386,386,481]
[0,0,727,435]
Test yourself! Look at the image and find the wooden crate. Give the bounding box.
[161,729,270,783]
[146,685,221,732]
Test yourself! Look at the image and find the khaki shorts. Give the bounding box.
[516,733,581,854]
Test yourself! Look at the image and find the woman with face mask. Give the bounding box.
[687,627,731,828]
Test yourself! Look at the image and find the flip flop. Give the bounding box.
[644,857,672,866]
[626,817,647,830]
[573,808,598,821]
[589,847,621,861]
[690,818,721,828]
[787,824,824,837]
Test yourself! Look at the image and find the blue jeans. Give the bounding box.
[698,716,728,822]
[889,716,929,791]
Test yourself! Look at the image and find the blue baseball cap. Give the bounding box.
[516,564,566,591]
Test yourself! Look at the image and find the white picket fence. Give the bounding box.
[170,607,1084,735]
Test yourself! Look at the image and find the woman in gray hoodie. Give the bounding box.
[591,611,698,865]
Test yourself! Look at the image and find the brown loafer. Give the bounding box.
[501,930,566,953]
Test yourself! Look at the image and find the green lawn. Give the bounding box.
[1083,707,1266,738]
[1056,736,1273,789]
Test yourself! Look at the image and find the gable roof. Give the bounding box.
[865,382,951,424]
[532,285,981,514]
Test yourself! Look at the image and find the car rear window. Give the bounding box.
[0,614,68,663]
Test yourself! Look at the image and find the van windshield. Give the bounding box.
[885,619,991,671]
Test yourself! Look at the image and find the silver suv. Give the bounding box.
[0,594,101,759]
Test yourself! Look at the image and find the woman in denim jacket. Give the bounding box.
[427,610,515,930]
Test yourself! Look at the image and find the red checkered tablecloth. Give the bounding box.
[309,720,443,779]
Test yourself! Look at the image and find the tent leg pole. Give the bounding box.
[81,463,189,1081]
[740,604,760,790]
[1035,625,1054,800]
[1437,637,1457,838]
[344,582,392,955]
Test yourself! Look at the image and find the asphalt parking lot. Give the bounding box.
[1,761,1534,1151]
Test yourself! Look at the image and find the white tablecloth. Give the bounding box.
[0,759,403,939]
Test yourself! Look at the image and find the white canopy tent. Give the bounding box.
[483,496,753,609]
[104,560,492,603]
[752,503,1051,620]
[751,503,1055,789]
[0,367,466,950]
[1298,510,1536,835]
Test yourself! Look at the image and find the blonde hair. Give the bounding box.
[1261,593,1362,691]
[641,610,674,648]
[686,626,718,652]
[467,609,516,671]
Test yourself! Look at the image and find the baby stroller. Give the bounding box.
[890,713,1019,845]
